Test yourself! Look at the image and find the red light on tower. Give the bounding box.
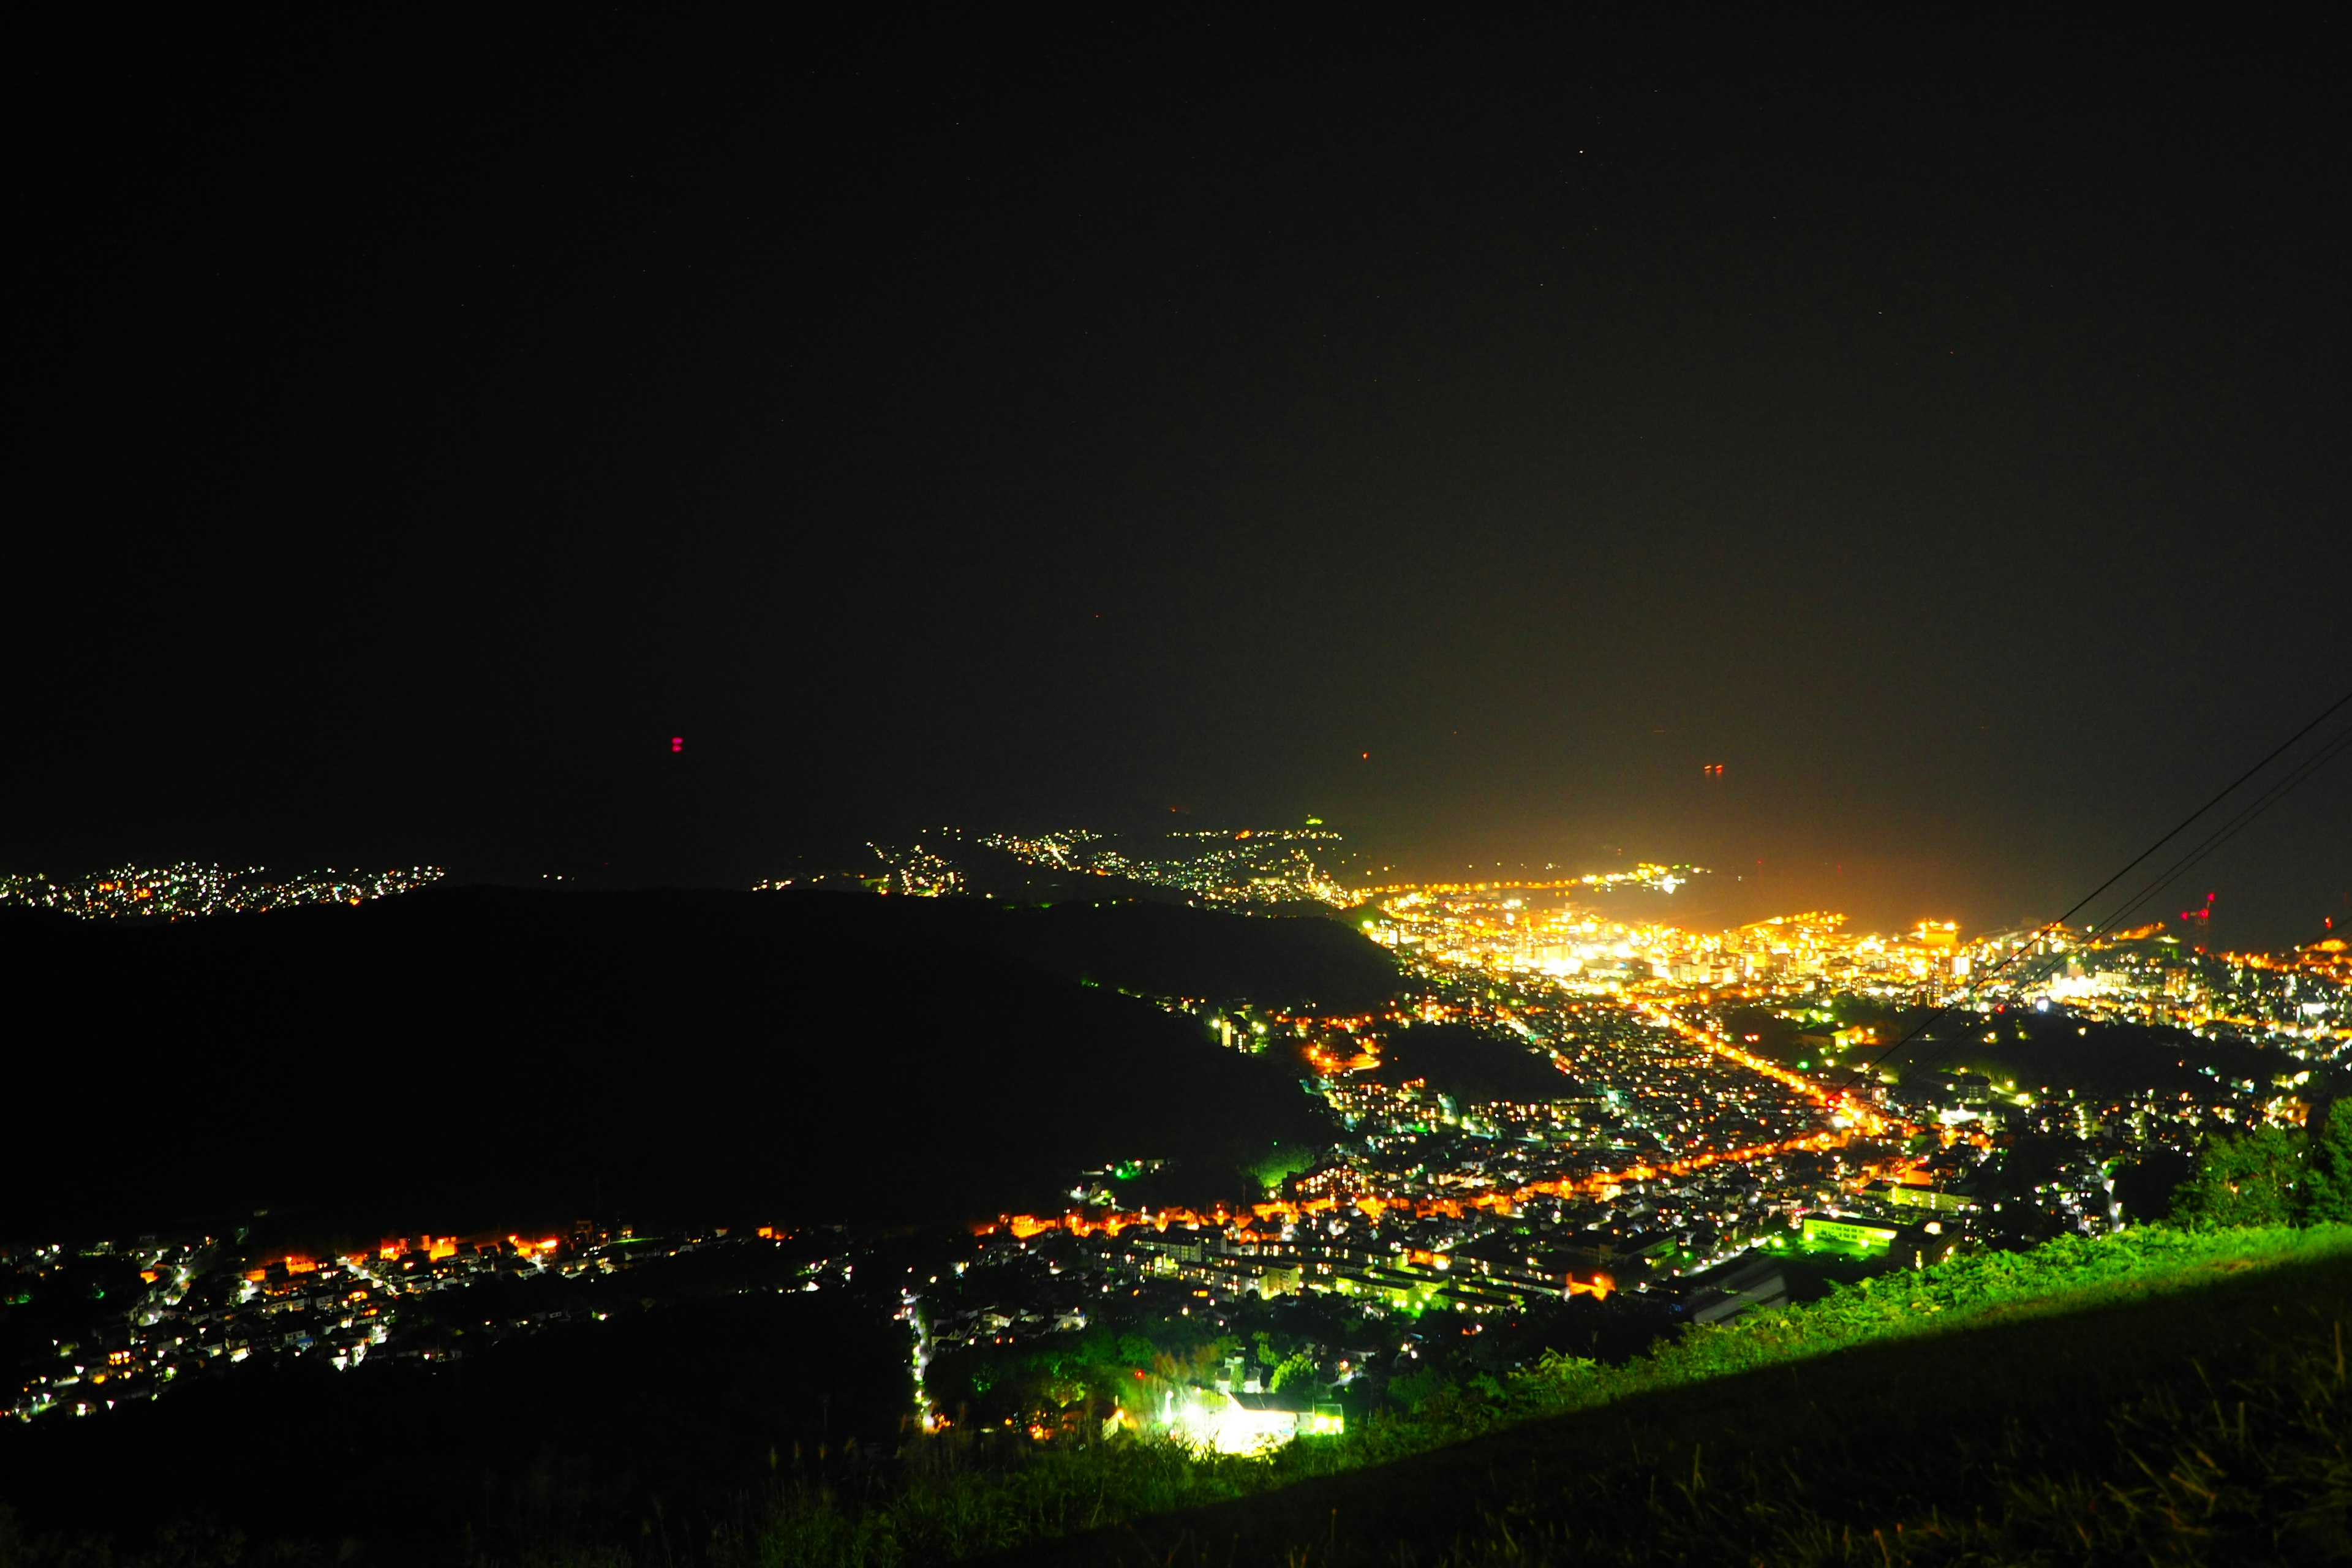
[671,737,683,753]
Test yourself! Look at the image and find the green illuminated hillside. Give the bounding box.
[997,1227,2351,1566]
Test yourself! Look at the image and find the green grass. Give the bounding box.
[734,1224,2352,1566]
[1005,1231,2352,1566]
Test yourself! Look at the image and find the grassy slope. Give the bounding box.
[987,1227,2352,1567]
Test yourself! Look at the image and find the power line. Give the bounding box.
[2089,726,2352,940]
[2023,688,2350,946]
[1907,724,2352,1074]
[1864,684,2352,1077]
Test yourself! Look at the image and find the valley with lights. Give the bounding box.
[8,837,2342,1517]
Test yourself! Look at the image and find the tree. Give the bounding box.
[2169,1124,2304,1227]
[2296,1099,2352,1225]
[1265,1349,1316,1392]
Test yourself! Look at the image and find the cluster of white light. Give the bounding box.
[865,842,966,897]
[0,863,445,920]
[978,826,1351,906]
[978,828,1102,870]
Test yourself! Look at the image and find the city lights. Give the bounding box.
[1,864,445,921]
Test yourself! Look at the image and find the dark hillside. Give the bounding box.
[717,890,1398,1010]
[1360,1022,1585,1103]
[1871,1009,2299,1099]
[941,842,1189,907]
[1,889,1357,1242]
[980,899,1398,1012]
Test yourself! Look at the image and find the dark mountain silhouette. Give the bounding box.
[1359,1022,1587,1104]
[973,897,1398,1011]
[2,889,1386,1243]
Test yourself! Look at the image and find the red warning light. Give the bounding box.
[671,737,683,753]
[1702,763,1725,776]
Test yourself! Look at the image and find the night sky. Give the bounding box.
[18,15,2350,945]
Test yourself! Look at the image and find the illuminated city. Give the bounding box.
[9,17,2351,1562]
[0,863,445,919]
[14,829,2342,1469]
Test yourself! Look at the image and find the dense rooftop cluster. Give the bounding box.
[1362,883,2350,1061]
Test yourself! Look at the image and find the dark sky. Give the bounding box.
[17,14,2350,946]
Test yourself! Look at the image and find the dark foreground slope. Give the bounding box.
[1011,1249,2352,1567]
[1,889,1388,1241]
